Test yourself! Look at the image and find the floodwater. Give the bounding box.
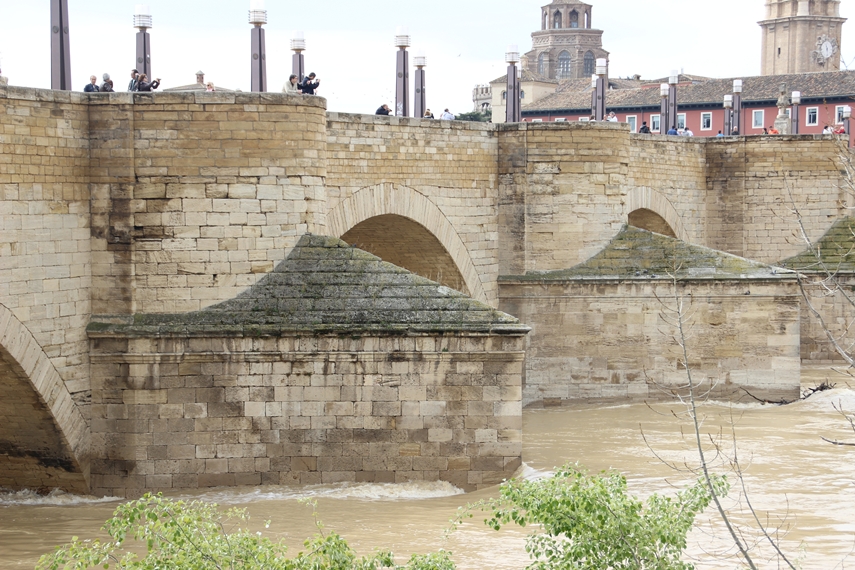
[2,368,854,569]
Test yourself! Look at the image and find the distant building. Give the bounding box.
[490,71,557,123]
[760,0,846,75]
[473,0,851,128]
[164,71,234,92]
[522,0,609,81]
[473,85,492,112]
[520,70,855,136]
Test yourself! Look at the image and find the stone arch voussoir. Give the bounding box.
[0,304,89,491]
[326,183,489,304]
[625,187,688,242]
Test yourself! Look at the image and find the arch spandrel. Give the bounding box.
[0,304,89,493]
[326,183,489,305]
[625,187,687,242]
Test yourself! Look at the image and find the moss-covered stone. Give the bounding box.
[501,226,784,281]
[779,217,855,272]
[89,235,527,337]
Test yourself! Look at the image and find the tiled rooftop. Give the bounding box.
[523,70,855,112]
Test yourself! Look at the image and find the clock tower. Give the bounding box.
[759,0,846,75]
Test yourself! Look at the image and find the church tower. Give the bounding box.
[759,0,846,75]
[522,1,609,80]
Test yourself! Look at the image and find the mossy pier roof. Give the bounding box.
[780,217,855,272]
[501,226,788,281]
[88,235,527,337]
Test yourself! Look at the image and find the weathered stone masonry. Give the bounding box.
[0,83,851,495]
[87,236,527,496]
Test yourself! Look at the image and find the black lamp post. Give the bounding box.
[249,0,268,92]
[133,4,153,79]
[414,52,427,119]
[791,91,801,135]
[291,31,306,82]
[505,44,521,123]
[732,79,743,135]
[50,0,72,90]
[723,95,733,136]
[395,27,411,117]
[667,70,678,131]
[593,58,607,121]
[843,105,853,148]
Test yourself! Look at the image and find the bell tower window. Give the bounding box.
[538,53,546,76]
[570,10,579,28]
[553,10,563,29]
[558,51,572,79]
[584,51,595,76]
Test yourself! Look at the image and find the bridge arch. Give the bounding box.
[0,304,89,492]
[326,183,489,304]
[625,187,688,241]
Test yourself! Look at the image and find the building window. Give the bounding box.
[806,107,819,126]
[579,117,590,122]
[583,51,595,76]
[753,109,764,128]
[626,116,637,133]
[558,51,572,79]
[569,10,579,28]
[553,10,562,29]
[532,119,543,122]
[701,112,712,131]
[651,114,661,132]
[837,106,847,124]
[677,113,686,130]
[520,90,525,100]
[555,118,567,122]
[502,91,507,101]
[538,53,546,76]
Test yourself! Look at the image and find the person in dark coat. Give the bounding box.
[128,69,139,91]
[84,75,99,92]
[638,121,650,134]
[100,73,114,93]
[376,104,391,116]
[300,73,319,95]
[136,74,161,92]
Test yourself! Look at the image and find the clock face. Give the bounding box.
[821,40,834,59]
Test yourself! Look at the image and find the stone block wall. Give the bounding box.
[704,136,846,264]
[325,114,501,306]
[88,333,525,497]
[499,279,801,405]
[498,121,629,274]
[627,135,708,242]
[108,92,328,316]
[0,86,92,409]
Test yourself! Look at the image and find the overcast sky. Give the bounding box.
[1,0,853,115]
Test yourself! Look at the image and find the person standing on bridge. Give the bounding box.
[300,73,320,95]
[128,69,139,92]
[283,74,300,94]
[83,75,99,92]
[667,125,678,135]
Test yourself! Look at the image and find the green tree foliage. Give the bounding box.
[462,464,728,570]
[454,110,492,122]
[37,493,455,570]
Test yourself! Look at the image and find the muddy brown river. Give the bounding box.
[1,368,854,569]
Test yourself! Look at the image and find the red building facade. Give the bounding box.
[521,71,855,136]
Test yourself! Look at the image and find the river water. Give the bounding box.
[2,368,854,569]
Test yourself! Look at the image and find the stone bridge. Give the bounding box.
[0,84,849,495]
